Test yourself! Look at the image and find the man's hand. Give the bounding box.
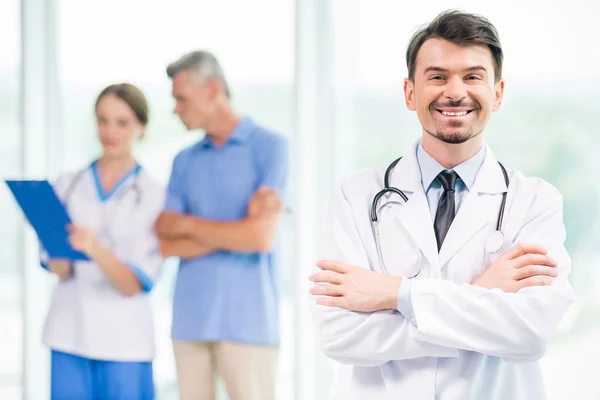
[247,186,283,219]
[309,260,402,312]
[473,243,558,292]
[154,211,188,238]
[159,237,214,259]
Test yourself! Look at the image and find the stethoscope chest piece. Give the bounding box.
[485,230,504,254]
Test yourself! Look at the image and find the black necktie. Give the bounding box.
[434,171,458,251]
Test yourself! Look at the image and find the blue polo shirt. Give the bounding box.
[164,117,288,346]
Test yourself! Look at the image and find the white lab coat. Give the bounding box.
[310,140,575,400]
[41,167,165,362]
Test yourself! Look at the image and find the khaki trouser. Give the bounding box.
[173,340,278,400]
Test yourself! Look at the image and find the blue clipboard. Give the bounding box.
[5,180,90,261]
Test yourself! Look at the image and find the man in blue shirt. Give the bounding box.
[154,50,288,400]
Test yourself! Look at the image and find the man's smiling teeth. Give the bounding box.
[441,110,468,116]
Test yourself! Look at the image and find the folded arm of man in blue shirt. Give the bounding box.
[155,185,283,258]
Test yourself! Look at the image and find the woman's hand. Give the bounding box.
[47,259,72,280]
[67,224,102,258]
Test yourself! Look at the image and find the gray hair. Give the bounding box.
[166,50,231,98]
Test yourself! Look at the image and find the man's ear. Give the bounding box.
[404,78,416,111]
[492,79,505,112]
[206,78,222,100]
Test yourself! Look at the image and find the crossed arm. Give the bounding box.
[309,183,575,366]
[155,187,283,259]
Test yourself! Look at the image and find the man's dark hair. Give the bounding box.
[406,10,503,82]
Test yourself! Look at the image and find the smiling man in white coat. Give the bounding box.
[309,10,575,400]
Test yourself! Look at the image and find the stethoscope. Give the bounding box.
[63,162,143,249]
[371,156,510,276]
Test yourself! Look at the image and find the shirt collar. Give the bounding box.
[416,139,486,192]
[197,116,255,149]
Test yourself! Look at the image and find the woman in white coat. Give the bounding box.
[40,83,164,400]
[309,10,574,400]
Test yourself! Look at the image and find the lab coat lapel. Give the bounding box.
[397,188,439,267]
[438,145,508,267]
[388,143,439,267]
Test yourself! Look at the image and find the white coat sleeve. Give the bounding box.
[408,184,575,362]
[122,182,165,293]
[309,182,460,367]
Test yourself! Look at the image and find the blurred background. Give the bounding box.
[1,0,599,399]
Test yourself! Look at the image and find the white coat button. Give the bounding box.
[410,316,417,325]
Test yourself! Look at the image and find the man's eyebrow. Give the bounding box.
[423,65,488,74]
